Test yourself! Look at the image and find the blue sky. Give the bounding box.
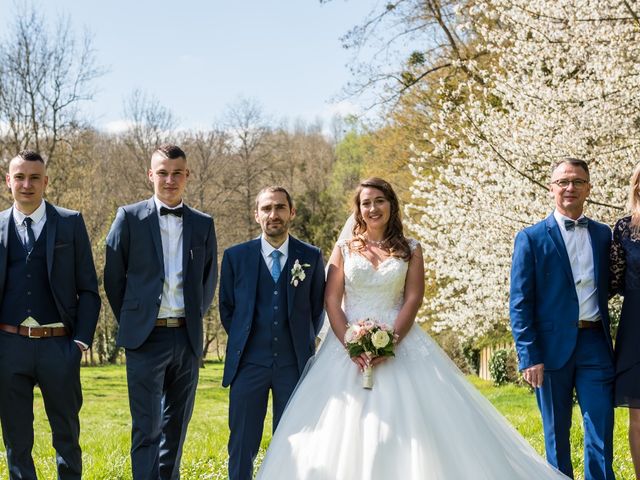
[0,1,378,131]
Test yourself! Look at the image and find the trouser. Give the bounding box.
[125,326,199,480]
[0,332,83,480]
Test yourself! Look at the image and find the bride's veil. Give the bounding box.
[316,214,355,344]
[283,214,354,408]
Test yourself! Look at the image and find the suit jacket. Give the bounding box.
[509,213,613,371]
[219,235,325,387]
[104,198,217,356]
[0,202,101,345]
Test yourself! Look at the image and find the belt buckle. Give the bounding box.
[27,326,42,339]
[166,318,180,328]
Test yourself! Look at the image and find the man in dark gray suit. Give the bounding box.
[0,150,100,480]
[104,144,217,480]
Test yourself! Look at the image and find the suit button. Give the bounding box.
[237,350,241,355]
[274,337,278,342]
[26,274,31,278]
[274,321,278,326]
[274,306,279,310]
[246,326,250,332]
[274,291,278,295]
[27,291,31,295]
[274,352,278,357]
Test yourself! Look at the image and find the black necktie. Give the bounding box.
[23,217,35,252]
[160,206,183,217]
[564,218,588,231]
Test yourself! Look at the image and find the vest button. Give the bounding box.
[274,337,278,342]
[274,306,279,310]
[273,321,278,326]
[274,291,278,295]
[274,352,278,357]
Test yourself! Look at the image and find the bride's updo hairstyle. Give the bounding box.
[349,177,412,260]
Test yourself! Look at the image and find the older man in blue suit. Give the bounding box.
[104,144,217,480]
[0,150,100,479]
[510,158,615,479]
[220,186,325,480]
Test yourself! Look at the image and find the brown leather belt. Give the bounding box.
[0,323,68,338]
[155,318,185,328]
[578,320,601,329]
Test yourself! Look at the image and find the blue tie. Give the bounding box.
[23,217,35,252]
[270,250,282,282]
[564,218,588,231]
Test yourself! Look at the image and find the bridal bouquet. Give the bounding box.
[344,319,397,389]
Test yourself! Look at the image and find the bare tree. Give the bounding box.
[0,4,103,169]
[224,97,281,239]
[116,89,177,200]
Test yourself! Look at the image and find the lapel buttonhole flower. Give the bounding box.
[290,259,311,287]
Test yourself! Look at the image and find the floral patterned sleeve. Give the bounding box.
[610,217,628,296]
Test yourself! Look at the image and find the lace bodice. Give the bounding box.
[340,238,419,327]
[611,216,640,293]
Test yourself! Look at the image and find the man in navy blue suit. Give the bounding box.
[220,186,325,480]
[0,150,100,479]
[510,158,615,479]
[104,144,217,480]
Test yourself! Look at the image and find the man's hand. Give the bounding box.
[522,363,544,388]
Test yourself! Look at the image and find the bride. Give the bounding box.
[256,177,568,479]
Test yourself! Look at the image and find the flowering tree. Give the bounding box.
[407,0,639,339]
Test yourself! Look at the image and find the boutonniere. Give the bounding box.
[290,259,311,287]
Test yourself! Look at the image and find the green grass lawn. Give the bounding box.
[0,363,633,479]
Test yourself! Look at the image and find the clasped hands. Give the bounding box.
[350,352,389,371]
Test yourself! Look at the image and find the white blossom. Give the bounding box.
[407,0,637,339]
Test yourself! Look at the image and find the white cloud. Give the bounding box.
[322,100,361,119]
[102,119,134,134]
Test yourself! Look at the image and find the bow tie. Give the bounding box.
[160,206,183,217]
[564,218,588,231]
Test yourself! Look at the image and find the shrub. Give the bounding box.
[489,348,518,386]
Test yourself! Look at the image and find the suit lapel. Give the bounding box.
[45,202,58,279]
[245,239,262,318]
[287,236,303,319]
[182,205,192,280]
[0,208,12,297]
[587,218,600,284]
[146,198,164,268]
[545,215,575,285]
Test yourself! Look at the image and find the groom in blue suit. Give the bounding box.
[220,186,325,480]
[104,144,217,479]
[510,158,615,479]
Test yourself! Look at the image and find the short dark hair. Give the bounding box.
[254,186,294,211]
[551,158,590,180]
[15,150,45,164]
[153,144,186,160]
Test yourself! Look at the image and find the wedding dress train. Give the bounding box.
[256,240,567,479]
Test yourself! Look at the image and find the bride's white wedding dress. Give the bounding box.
[256,239,567,479]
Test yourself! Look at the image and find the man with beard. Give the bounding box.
[219,186,325,480]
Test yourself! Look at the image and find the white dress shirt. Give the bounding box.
[261,235,289,275]
[553,209,600,322]
[13,200,46,244]
[154,196,186,319]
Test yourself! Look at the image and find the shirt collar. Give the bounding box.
[553,209,586,232]
[153,196,184,215]
[13,200,46,226]
[261,235,289,258]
